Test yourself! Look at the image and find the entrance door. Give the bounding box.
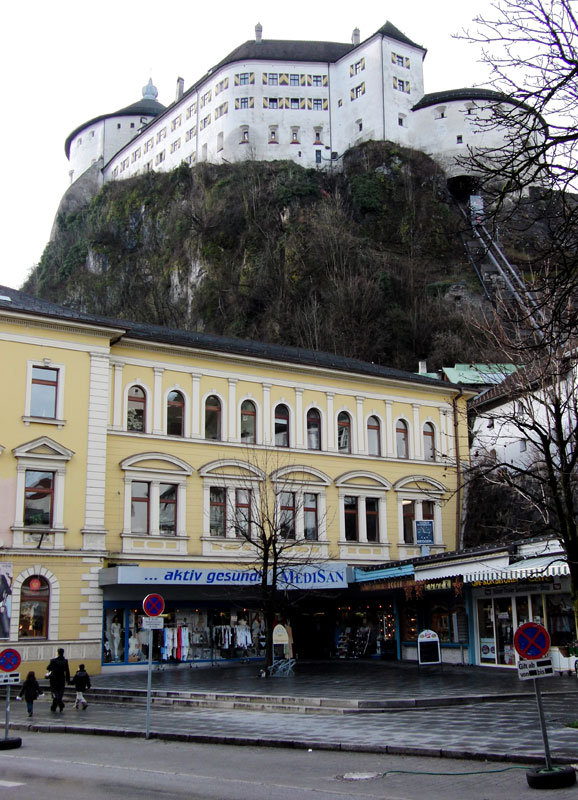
[494,597,514,665]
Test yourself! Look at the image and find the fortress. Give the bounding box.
[64,21,516,193]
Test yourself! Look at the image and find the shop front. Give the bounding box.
[98,562,349,669]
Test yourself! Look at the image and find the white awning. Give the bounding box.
[415,553,569,583]
[415,554,509,582]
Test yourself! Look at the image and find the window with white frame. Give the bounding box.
[200,461,264,540]
[274,404,290,447]
[337,472,390,545]
[271,466,329,543]
[240,400,256,443]
[307,408,321,450]
[25,361,65,423]
[395,477,445,546]
[167,390,185,437]
[127,385,146,432]
[343,495,382,542]
[278,491,296,538]
[18,575,50,639]
[337,412,351,453]
[423,422,436,461]
[120,453,191,537]
[205,395,222,440]
[367,416,381,456]
[396,419,409,459]
[209,487,226,536]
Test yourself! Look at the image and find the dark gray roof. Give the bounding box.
[212,39,354,71]
[0,285,456,391]
[64,96,166,159]
[412,88,510,111]
[376,21,426,52]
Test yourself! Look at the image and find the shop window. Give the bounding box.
[18,575,49,639]
[423,422,436,461]
[127,385,146,432]
[274,404,290,447]
[307,408,321,450]
[344,495,358,541]
[205,395,222,440]
[210,487,226,536]
[104,610,125,662]
[235,488,252,537]
[337,412,351,453]
[24,470,54,526]
[240,400,256,444]
[402,499,414,543]
[30,365,59,418]
[167,390,185,436]
[159,483,177,535]
[401,601,418,641]
[131,482,150,534]
[367,415,381,456]
[396,419,409,459]
[546,595,576,646]
[278,491,295,538]
[304,493,318,540]
[366,497,379,542]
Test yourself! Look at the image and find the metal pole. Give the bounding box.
[145,628,152,740]
[534,678,552,770]
[5,685,10,740]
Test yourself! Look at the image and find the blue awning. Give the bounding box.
[353,564,414,583]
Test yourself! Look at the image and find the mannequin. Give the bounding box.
[110,616,122,661]
[128,630,141,661]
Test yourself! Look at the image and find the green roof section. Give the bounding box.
[441,364,517,385]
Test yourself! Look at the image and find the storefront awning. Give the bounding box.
[415,554,509,582]
[499,554,569,579]
[353,564,414,583]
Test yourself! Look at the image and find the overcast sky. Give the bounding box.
[1,0,496,290]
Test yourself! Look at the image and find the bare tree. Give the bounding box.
[210,449,331,670]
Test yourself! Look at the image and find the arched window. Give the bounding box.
[127,386,146,432]
[337,412,351,453]
[18,575,49,639]
[167,390,185,437]
[367,415,381,456]
[240,400,256,444]
[274,404,290,447]
[205,395,222,440]
[396,420,409,459]
[307,408,321,450]
[423,422,436,461]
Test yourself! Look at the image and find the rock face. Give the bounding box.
[24,141,513,371]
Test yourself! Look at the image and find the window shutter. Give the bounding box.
[391,52,397,64]
[307,98,312,110]
[393,77,398,89]
[300,74,306,86]
[234,74,240,86]
[235,98,240,109]
[192,125,197,136]
[361,57,365,70]
[350,64,354,77]
[322,99,328,111]
[250,73,255,85]
[280,73,288,85]
[263,97,268,108]
[350,88,355,101]
[300,98,306,109]
[323,75,328,87]
[405,57,410,69]
[263,73,268,85]
[224,78,229,89]
[361,82,366,95]
[307,75,312,86]
[223,102,228,113]
[406,82,411,93]
[249,97,254,108]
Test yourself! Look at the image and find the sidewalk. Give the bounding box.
[4,661,578,764]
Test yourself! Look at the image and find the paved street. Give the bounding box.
[0,732,576,800]
[2,661,577,764]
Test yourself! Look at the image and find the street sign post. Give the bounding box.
[0,674,20,686]
[514,623,553,771]
[518,658,554,681]
[142,594,165,739]
[0,649,21,745]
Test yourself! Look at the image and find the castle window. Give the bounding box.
[290,74,299,86]
[171,115,182,131]
[290,98,299,109]
[268,73,278,85]
[239,97,249,109]
[311,75,323,87]
[155,150,165,165]
[269,98,278,109]
[131,147,141,162]
[238,73,250,85]
[291,127,300,143]
[240,126,249,143]
[117,123,121,129]
[456,135,463,144]
[170,139,181,153]
[395,79,409,93]
[354,60,363,75]
[315,150,322,164]
[398,114,406,127]
[312,98,322,111]
[144,138,154,152]
[269,127,278,143]
[156,128,167,142]
[314,129,322,143]
[217,131,224,151]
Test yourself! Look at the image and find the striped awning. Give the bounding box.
[353,564,414,583]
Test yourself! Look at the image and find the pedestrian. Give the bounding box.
[45,647,70,712]
[71,663,91,709]
[17,671,43,717]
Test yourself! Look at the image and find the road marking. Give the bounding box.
[0,780,25,787]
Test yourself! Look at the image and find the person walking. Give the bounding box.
[45,647,70,712]
[71,663,91,709]
[17,671,43,717]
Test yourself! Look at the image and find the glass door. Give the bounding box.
[495,597,514,665]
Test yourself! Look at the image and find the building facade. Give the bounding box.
[65,21,523,192]
[0,286,469,673]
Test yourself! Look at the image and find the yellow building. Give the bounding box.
[0,286,469,673]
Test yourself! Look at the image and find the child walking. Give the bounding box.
[17,671,43,717]
[71,664,91,709]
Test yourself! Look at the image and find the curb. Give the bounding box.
[8,720,572,766]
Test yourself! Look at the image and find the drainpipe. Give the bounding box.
[452,387,464,551]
